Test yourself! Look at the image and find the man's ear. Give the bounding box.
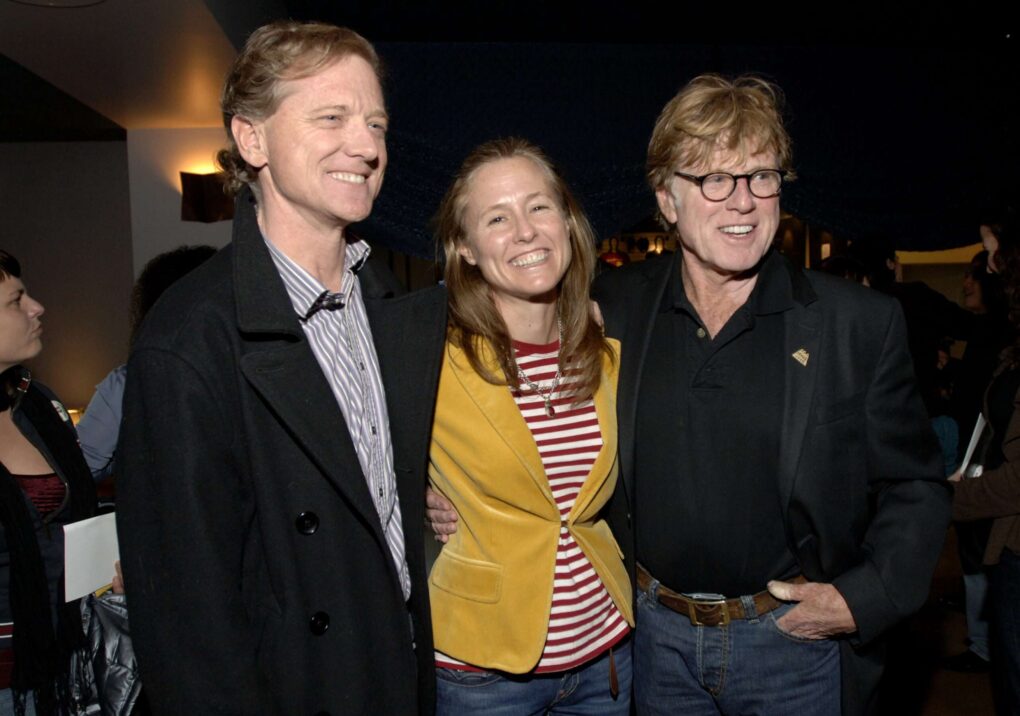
[231,116,268,170]
[655,186,679,226]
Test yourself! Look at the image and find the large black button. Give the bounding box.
[310,611,330,635]
[295,511,319,535]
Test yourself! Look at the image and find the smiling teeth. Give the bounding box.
[511,251,549,267]
[328,172,366,184]
[720,225,753,235]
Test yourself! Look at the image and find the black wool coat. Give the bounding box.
[117,192,446,716]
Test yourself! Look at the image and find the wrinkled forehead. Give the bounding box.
[269,52,382,113]
[682,133,778,174]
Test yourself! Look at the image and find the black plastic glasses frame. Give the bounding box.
[673,169,786,201]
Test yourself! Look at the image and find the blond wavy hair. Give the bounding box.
[647,73,795,199]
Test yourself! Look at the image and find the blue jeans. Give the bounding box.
[0,689,36,716]
[634,586,841,715]
[435,640,632,715]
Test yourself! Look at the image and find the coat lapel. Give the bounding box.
[230,190,385,543]
[364,285,447,544]
[776,265,822,513]
[605,257,677,507]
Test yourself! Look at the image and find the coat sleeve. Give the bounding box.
[953,387,1020,521]
[117,346,260,715]
[831,302,952,646]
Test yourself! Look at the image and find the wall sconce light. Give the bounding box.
[180,171,234,223]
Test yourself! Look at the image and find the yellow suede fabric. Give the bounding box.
[428,337,633,673]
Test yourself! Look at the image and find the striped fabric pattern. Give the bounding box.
[264,238,410,600]
[436,339,629,673]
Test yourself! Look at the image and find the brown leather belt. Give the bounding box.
[637,564,805,627]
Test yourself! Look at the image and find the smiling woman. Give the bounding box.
[0,250,97,716]
[427,138,633,714]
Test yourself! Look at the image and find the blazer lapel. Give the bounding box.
[777,272,822,514]
[605,256,677,506]
[230,190,384,543]
[364,285,447,534]
[445,342,555,503]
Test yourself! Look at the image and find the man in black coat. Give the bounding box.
[117,21,444,715]
[591,75,951,715]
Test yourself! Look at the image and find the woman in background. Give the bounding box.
[951,216,1020,713]
[0,250,96,715]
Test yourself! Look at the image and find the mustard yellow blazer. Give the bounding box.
[428,337,634,674]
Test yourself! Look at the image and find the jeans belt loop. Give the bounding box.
[740,593,760,624]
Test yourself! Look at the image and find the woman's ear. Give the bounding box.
[457,243,477,266]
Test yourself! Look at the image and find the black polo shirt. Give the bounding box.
[635,250,800,596]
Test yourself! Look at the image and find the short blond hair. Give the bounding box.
[216,21,382,195]
[646,74,793,191]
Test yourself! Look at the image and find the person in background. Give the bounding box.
[428,138,632,714]
[943,247,1011,674]
[76,246,215,480]
[0,249,97,716]
[951,213,1020,712]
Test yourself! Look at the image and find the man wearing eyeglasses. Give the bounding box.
[592,74,951,715]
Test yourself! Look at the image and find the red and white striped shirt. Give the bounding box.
[436,340,629,673]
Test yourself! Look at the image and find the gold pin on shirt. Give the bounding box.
[792,348,810,366]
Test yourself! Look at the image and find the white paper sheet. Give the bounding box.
[960,413,987,478]
[63,512,120,602]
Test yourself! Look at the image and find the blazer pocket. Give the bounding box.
[430,550,503,604]
[813,391,865,425]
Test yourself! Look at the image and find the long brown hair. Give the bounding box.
[435,137,611,400]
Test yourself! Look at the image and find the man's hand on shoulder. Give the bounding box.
[767,579,857,639]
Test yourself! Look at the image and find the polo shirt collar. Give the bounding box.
[663,248,794,316]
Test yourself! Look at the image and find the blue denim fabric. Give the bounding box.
[634,587,840,715]
[0,689,37,716]
[435,641,632,715]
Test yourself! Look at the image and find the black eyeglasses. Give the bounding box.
[673,169,786,201]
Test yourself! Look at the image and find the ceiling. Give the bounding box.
[1,0,1012,137]
[0,1,1014,252]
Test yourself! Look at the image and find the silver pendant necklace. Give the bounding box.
[514,317,563,417]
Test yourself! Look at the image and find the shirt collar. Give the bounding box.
[663,248,794,316]
[263,236,372,320]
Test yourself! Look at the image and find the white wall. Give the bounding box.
[126,128,232,276]
[0,141,134,407]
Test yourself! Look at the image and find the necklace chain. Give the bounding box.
[513,317,563,418]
